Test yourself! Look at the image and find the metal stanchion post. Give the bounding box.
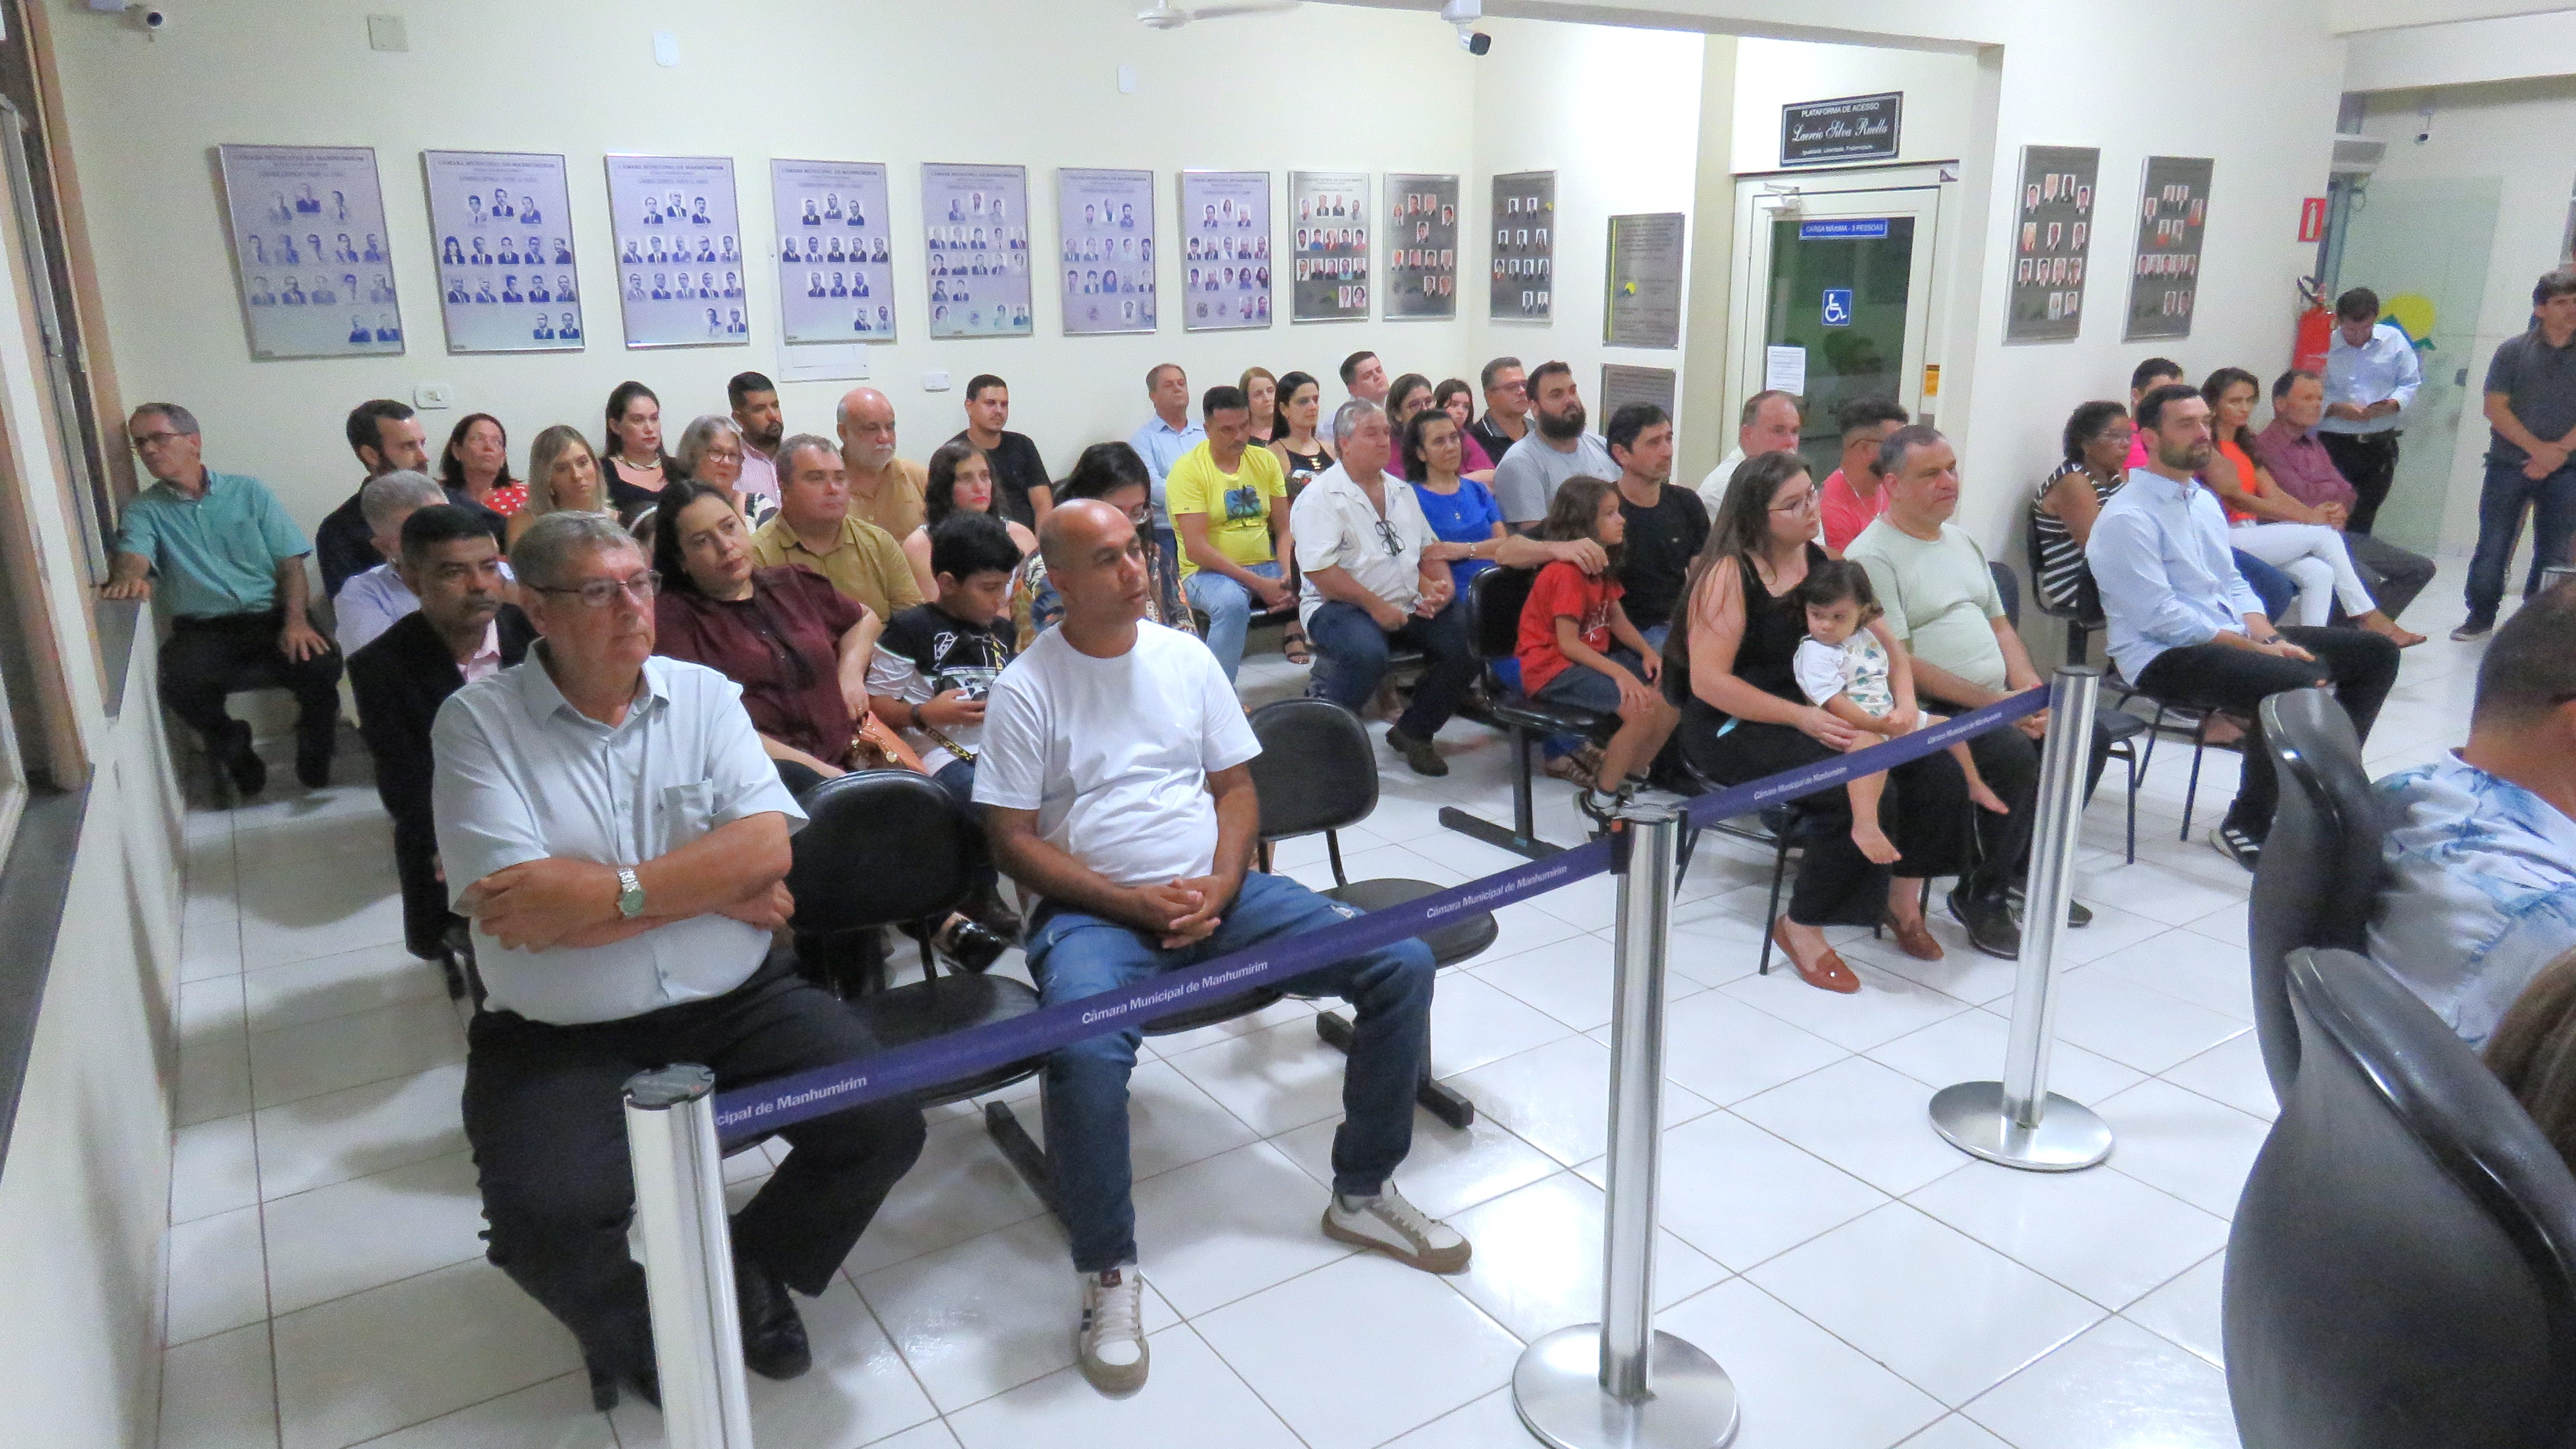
[1929,666,2115,1172]
[625,1064,757,1447]
[1514,803,1739,1449]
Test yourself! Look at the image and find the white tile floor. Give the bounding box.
[155,621,2486,1449]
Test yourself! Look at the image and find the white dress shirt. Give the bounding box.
[430,650,806,1026]
[2085,467,2265,680]
[2319,320,2422,435]
[334,558,515,656]
[1697,446,1748,516]
[1290,461,1438,629]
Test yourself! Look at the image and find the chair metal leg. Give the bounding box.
[984,1096,1055,1217]
[1314,1010,1475,1129]
[1759,836,1793,976]
[2122,747,2141,864]
[2180,721,2210,841]
[1437,725,1568,860]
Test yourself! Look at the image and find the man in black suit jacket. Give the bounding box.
[319,399,506,597]
[348,505,534,960]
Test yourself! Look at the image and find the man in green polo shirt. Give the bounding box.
[107,402,340,796]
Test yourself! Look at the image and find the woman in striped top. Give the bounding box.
[2032,400,2135,617]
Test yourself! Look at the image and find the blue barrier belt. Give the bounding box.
[713,687,2051,1138]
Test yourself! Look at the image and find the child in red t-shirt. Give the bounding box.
[1514,476,1678,818]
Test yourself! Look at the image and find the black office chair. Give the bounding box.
[1991,557,2148,863]
[784,770,1052,1196]
[2223,946,2576,1448]
[1441,565,1617,860]
[1249,698,1497,1128]
[2246,688,2386,1104]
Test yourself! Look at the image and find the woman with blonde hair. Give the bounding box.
[1240,365,1280,445]
[505,424,611,550]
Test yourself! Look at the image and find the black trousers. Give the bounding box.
[2318,430,2400,537]
[391,816,452,959]
[461,956,926,1379]
[1921,701,2116,903]
[1680,702,1971,928]
[2130,625,2399,835]
[159,610,342,752]
[2339,531,2437,623]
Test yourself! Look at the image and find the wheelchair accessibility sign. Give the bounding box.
[1821,288,1854,326]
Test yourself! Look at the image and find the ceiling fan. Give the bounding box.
[1135,1,1300,30]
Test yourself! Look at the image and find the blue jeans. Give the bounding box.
[1183,559,1282,683]
[1303,597,1479,740]
[1027,871,1436,1272]
[2232,550,2296,624]
[2466,457,2576,621]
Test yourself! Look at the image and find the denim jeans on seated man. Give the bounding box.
[2233,548,2298,627]
[1183,558,1282,683]
[1027,870,1434,1273]
[1304,595,1479,741]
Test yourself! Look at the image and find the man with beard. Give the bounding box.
[2087,383,2399,871]
[728,371,785,514]
[1490,360,1617,526]
[835,385,929,539]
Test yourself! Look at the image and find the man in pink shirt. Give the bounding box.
[729,370,785,513]
[2124,357,2184,470]
[1819,395,1909,555]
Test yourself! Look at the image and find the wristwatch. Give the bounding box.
[616,868,646,920]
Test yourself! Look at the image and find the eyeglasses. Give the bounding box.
[1769,491,1820,514]
[700,446,743,463]
[1374,518,1407,556]
[535,571,660,608]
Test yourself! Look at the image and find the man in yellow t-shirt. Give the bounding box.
[1167,383,1291,682]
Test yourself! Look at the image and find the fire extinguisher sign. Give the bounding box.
[2299,197,2328,244]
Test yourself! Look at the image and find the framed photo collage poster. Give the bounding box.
[216,149,1587,357]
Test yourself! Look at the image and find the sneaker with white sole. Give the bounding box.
[1076,1266,1149,1395]
[1322,1187,1472,1273]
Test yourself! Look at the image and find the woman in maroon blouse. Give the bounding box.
[652,480,1012,962]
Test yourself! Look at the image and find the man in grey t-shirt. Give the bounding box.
[1490,359,1617,524]
[2459,266,2576,640]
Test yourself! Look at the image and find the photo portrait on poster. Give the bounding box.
[604,154,747,349]
[2124,156,2214,342]
[1490,169,1555,323]
[1178,170,1271,332]
[218,144,404,359]
[771,159,894,344]
[1290,170,1370,323]
[1384,173,1459,321]
[2002,144,2099,345]
[1058,168,1157,337]
[921,162,1033,339]
[423,150,582,354]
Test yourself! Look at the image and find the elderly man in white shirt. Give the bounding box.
[333,470,448,655]
[1697,389,1805,516]
[433,511,925,1411]
[1291,399,1480,776]
[2316,286,2423,537]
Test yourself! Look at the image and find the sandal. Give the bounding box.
[1773,917,1859,993]
[1282,626,1313,666]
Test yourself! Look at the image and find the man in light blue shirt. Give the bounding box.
[2317,287,2425,536]
[2371,586,2576,1047]
[1126,362,1204,573]
[106,402,342,797]
[2086,382,2400,869]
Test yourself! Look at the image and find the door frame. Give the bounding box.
[1727,161,1956,434]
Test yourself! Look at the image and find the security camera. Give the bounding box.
[1458,28,1491,54]
[1440,0,1490,53]
[126,4,168,31]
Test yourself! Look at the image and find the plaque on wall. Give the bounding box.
[1781,92,1902,167]
[1290,169,1371,323]
[921,162,1034,339]
[1058,168,1158,337]
[1600,364,1677,421]
[1385,172,1459,320]
[1178,170,1273,332]
[771,159,894,343]
[1490,169,1554,323]
[2003,144,2100,345]
[604,155,748,349]
[216,144,404,359]
[423,150,582,353]
[2124,156,2214,342]
[1604,212,1686,349]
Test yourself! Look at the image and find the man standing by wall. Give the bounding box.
[1490,361,1616,526]
[2457,267,2576,641]
[2315,287,2421,537]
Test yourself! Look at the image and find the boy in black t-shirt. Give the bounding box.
[867,512,1023,803]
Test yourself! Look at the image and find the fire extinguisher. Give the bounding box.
[2294,277,2332,375]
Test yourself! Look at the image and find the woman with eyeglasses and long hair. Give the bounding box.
[1664,451,1972,993]
[439,412,524,514]
[505,424,612,551]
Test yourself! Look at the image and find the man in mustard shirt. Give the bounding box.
[746,433,923,623]
[1166,385,1291,682]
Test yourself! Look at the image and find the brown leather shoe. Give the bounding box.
[1773,917,1859,994]
[1882,913,1944,961]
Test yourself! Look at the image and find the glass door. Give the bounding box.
[1732,178,1940,482]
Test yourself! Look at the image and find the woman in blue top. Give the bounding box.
[1403,405,1509,594]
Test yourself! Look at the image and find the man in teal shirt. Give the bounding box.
[106,402,341,795]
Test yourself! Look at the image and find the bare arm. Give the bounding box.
[901,529,937,600]
[836,610,882,718]
[102,550,152,600]
[1492,532,1607,574]
[1684,559,1857,745]
[1027,483,1054,529]
[2044,472,2106,547]
[275,556,330,661]
[1178,510,1287,604]
[1874,616,1920,733]
[986,763,1262,947]
[2204,448,2322,525]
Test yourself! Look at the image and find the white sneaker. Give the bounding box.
[1076,1266,1149,1395]
[1322,1186,1472,1273]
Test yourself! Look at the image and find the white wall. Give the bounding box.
[2345,10,2576,89]
[1730,39,1978,174]
[1465,17,1708,447]
[46,0,1494,534]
